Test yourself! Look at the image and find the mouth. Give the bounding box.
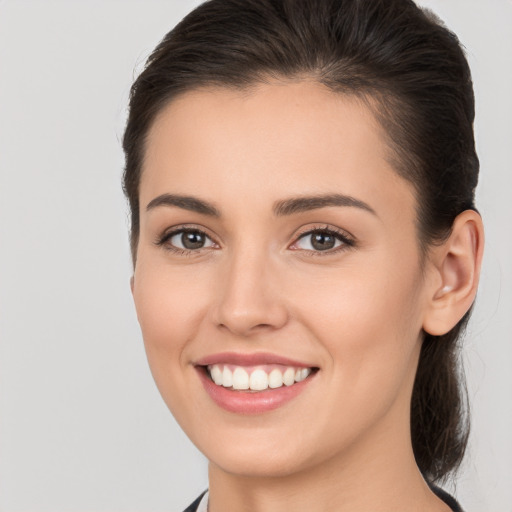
[205,363,315,392]
[194,353,319,414]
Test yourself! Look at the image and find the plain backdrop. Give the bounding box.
[0,1,511,511]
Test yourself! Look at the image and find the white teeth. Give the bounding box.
[268,368,284,389]
[283,367,295,386]
[211,365,223,385]
[249,369,269,391]
[208,364,313,391]
[222,366,233,388]
[296,368,311,382]
[232,367,250,390]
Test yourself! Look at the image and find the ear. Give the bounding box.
[130,275,135,295]
[422,210,484,336]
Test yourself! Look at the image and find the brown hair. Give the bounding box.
[123,0,478,482]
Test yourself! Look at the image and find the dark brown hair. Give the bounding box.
[123,0,478,483]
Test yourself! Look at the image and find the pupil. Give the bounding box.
[311,232,335,251]
[182,231,205,249]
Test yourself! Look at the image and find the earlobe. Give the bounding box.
[423,210,484,336]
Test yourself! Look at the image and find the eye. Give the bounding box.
[290,227,355,254]
[157,227,217,253]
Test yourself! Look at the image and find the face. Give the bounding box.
[132,81,432,478]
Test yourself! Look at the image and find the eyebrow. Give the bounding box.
[273,194,377,217]
[146,192,376,217]
[146,194,221,217]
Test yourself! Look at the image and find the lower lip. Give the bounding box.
[196,367,316,414]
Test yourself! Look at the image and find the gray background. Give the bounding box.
[0,1,510,510]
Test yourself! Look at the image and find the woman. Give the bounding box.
[122,0,484,510]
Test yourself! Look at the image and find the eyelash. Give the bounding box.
[155,224,355,257]
[155,225,217,257]
[291,225,355,256]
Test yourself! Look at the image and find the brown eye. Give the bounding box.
[292,228,354,254]
[163,229,216,251]
[179,231,206,249]
[310,232,336,251]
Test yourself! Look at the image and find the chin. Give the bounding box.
[208,448,315,479]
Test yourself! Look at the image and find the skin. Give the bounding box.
[131,80,483,511]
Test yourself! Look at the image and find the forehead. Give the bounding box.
[141,80,416,222]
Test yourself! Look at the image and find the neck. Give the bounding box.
[207,403,451,512]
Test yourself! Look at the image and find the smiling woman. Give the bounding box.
[122,1,483,511]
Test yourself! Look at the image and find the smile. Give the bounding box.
[195,353,318,414]
[207,364,312,391]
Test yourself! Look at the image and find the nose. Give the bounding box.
[211,249,289,337]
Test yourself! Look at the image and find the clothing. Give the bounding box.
[183,491,208,512]
[182,486,463,512]
[431,484,464,512]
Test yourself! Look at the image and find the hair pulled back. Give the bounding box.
[123,0,479,483]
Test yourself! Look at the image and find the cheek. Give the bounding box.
[132,261,212,392]
[299,259,421,337]
[132,265,220,435]
[291,251,425,389]
[280,258,425,454]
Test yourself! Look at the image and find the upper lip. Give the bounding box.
[194,352,316,368]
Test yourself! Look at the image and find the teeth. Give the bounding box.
[249,369,269,391]
[207,364,312,391]
[283,367,295,386]
[222,366,233,388]
[211,365,223,385]
[295,368,309,382]
[268,368,283,389]
[232,367,249,390]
